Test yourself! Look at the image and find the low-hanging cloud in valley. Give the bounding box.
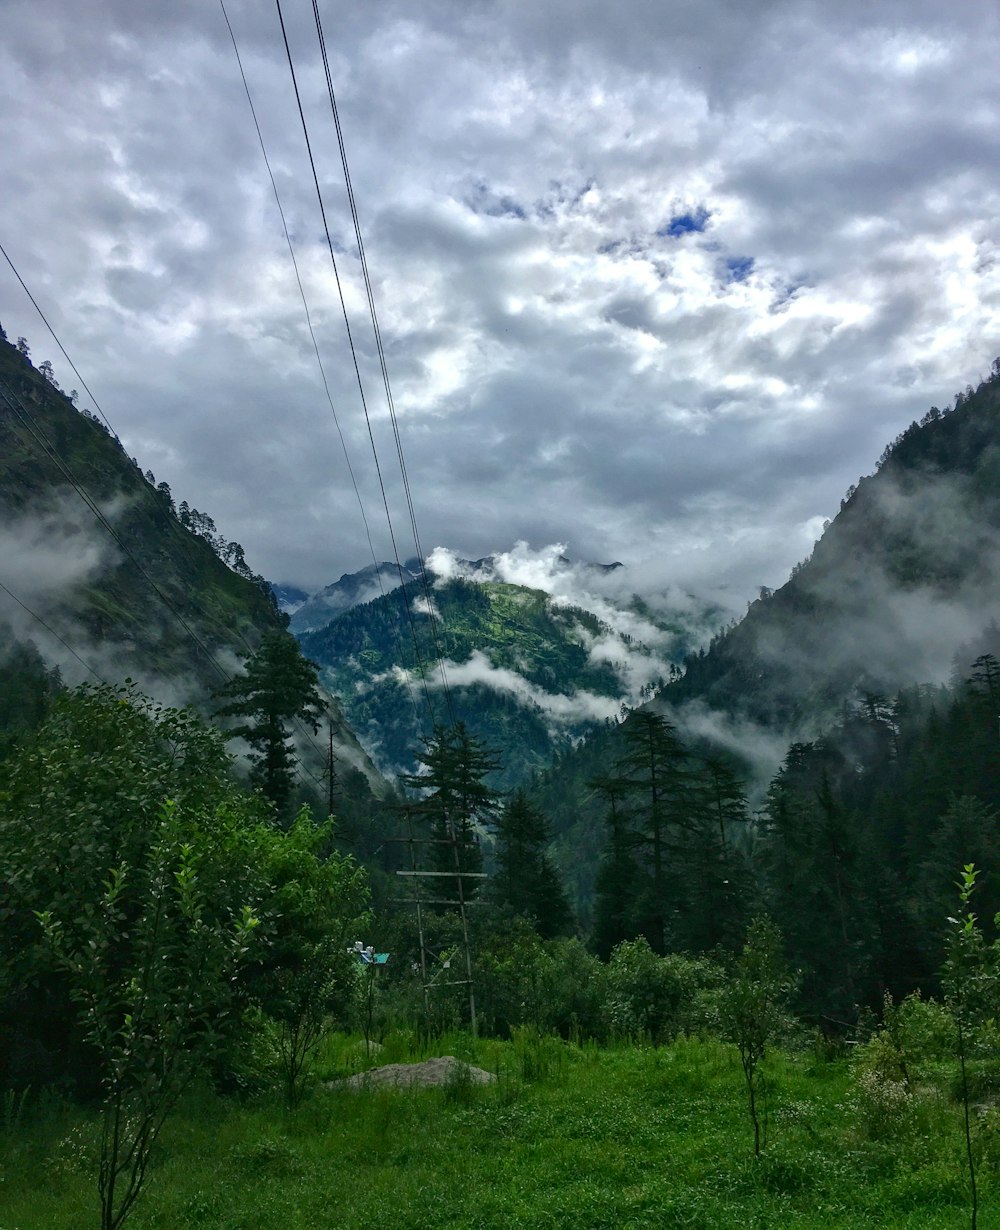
[379,650,622,729]
[0,492,117,608]
[426,540,707,702]
[428,540,718,641]
[647,452,1000,783]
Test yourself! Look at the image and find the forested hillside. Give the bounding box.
[0,334,278,679]
[0,332,380,794]
[533,368,1000,935]
[666,365,1000,731]
[299,574,685,786]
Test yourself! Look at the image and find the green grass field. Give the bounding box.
[1,1032,992,1229]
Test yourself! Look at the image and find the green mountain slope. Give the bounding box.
[667,368,1000,732]
[0,333,379,789]
[532,364,1000,916]
[298,574,690,787]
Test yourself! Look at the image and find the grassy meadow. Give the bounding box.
[1,1030,995,1230]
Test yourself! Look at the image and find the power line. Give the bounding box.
[2,368,329,790]
[0,377,233,685]
[0,240,122,441]
[0,237,260,659]
[219,0,421,727]
[2,376,328,792]
[219,0,381,592]
[0,308,333,798]
[273,0,440,729]
[0,577,108,684]
[0,564,326,797]
[309,0,458,729]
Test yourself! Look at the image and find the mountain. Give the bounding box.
[295,562,719,787]
[288,553,627,634]
[0,333,380,791]
[532,363,1000,916]
[289,561,421,633]
[271,583,310,615]
[661,367,1000,745]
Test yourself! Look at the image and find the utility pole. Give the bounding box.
[390,815,484,1034]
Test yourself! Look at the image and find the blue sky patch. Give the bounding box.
[659,206,711,238]
[725,255,755,283]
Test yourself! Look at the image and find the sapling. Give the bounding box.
[721,916,790,1157]
[942,864,993,1230]
[38,803,259,1230]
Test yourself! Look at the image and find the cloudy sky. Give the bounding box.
[3,0,999,608]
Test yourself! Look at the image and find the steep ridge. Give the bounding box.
[665,367,1000,736]
[531,364,1000,912]
[0,333,379,787]
[289,561,421,633]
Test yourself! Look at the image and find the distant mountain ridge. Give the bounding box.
[283,552,627,633]
[288,561,422,633]
[292,556,719,786]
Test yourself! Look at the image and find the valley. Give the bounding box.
[3,335,1000,1230]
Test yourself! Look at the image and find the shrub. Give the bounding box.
[603,938,721,1042]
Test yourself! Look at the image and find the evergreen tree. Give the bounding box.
[757,743,868,1024]
[214,630,324,815]
[491,790,572,938]
[614,711,691,953]
[401,722,501,900]
[591,774,642,958]
[674,757,753,954]
[0,628,61,759]
[917,795,1000,967]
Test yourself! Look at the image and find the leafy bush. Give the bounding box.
[850,1041,915,1139]
[603,938,722,1042]
[895,993,955,1064]
[473,916,604,1039]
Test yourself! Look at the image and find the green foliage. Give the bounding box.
[0,682,371,1225]
[473,918,605,1039]
[603,937,722,1042]
[587,713,753,960]
[401,721,500,893]
[0,682,259,1090]
[720,917,793,1157]
[246,809,370,1106]
[490,791,572,938]
[0,627,61,759]
[215,629,325,815]
[942,864,996,1230]
[849,997,923,1140]
[37,801,260,1230]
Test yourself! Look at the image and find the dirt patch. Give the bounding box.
[331,1055,496,1090]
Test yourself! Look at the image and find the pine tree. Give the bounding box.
[591,774,642,958]
[491,790,572,938]
[401,722,500,899]
[214,630,324,815]
[614,711,691,953]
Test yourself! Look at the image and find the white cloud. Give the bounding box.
[406,649,621,726]
[1,0,998,603]
[0,494,116,602]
